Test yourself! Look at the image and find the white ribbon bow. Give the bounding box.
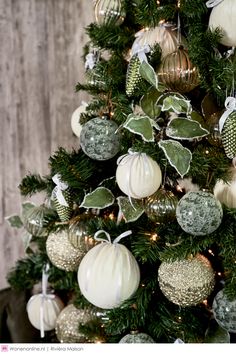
[94,229,132,244]
[52,174,69,207]
[85,53,96,70]
[219,97,236,133]
[131,42,150,63]
[39,264,55,338]
[206,0,224,8]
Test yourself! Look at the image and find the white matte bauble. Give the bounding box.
[208,0,236,47]
[26,294,64,331]
[214,179,236,208]
[71,103,87,138]
[116,152,162,199]
[78,231,140,309]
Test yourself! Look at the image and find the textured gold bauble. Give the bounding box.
[145,188,178,224]
[55,304,95,343]
[68,212,97,250]
[158,254,215,307]
[94,0,125,26]
[46,231,84,272]
[158,47,199,93]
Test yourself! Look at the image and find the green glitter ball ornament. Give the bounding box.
[158,254,215,307]
[176,191,223,236]
[119,331,155,343]
[80,117,121,161]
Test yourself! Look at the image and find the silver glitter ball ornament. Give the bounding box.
[55,304,96,343]
[158,254,215,307]
[119,331,155,343]
[46,231,84,272]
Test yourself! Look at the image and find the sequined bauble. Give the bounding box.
[55,304,95,343]
[126,55,143,97]
[46,231,84,272]
[23,204,56,237]
[80,118,121,161]
[158,47,199,93]
[145,188,178,224]
[68,212,97,250]
[119,332,155,343]
[221,111,236,159]
[53,189,73,222]
[212,290,236,333]
[158,254,215,307]
[176,191,223,236]
[94,0,125,26]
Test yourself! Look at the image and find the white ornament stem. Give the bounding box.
[40,264,54,338]
[52,174,69,207]
[219,96,236,132]
[206,0,224,7]
[94,229,132,244]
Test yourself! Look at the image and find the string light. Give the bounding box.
[150,233,158,241]
[208,249,215,256]
[202,299,208,306]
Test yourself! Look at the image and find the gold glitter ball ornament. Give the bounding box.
[158,254,215,307]
[55,304,96,343]
[46,231,84,272]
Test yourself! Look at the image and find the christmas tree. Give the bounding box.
[6,0,236,344]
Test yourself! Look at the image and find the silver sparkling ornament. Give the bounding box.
[23,204,56,237]
[119,331,155,343]
[145,188,178,224]
[176,191,223,236]
[68,212,97,250]
[80,117,121,161]
[55,304,96,343]
[158,254,215,307]
[46,231,84,272]
[212,289,236,333]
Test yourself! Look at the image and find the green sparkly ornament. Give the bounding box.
[126,55,143,97]
[158,254,215,307]
[119,331,155,343]
[221,111,236,159]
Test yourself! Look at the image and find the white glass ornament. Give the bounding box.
[131,24,185,60]
[208,0,236,47]
[214,179,236,208]
[27,294,64,332]
[116,151,162,199]
[78,230,140,309]
[71,102,88,138]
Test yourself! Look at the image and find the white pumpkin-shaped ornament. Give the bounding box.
[26,265,64,337]
[78,230,140,309]
[116,151,162,199]
[131,23,185,60]
[214,178,236,208]
[208,0,236,47]
[71,102,88,138]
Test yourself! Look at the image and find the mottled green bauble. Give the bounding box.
[23,204,56,237]
[213,290,236,333]
[176,191,223,236]
[119,332,155,343]
[158,254,215,307]
[80,118,121,161]
[145,188,178,224]
[221,111,236,159]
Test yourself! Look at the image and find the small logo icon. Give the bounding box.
[1,345,9,352]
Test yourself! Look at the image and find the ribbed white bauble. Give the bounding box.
[116,152,162,199]
[208,0,236,47]
[71,103,87,138]
[78,231,140,309]
[27,294,64,331]
[214,179,236,208]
